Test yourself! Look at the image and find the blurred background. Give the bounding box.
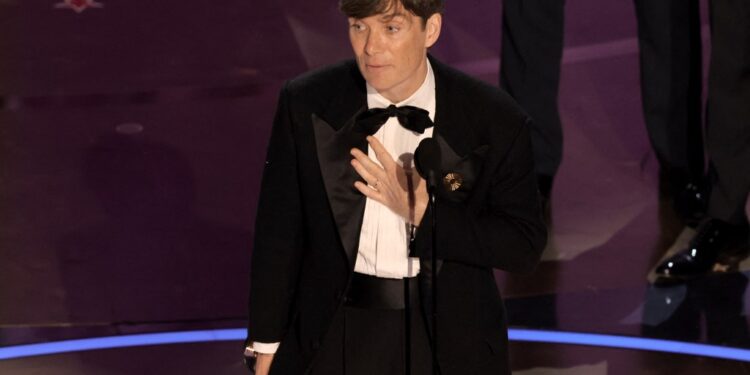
[1,0,749,373]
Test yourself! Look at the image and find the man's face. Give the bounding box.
[348,4,441,103]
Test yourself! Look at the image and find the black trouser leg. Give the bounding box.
[705,0,750,227]
[634,0,705,188]
[500,0,565,179]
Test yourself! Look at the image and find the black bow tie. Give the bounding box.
[356,104,434,135]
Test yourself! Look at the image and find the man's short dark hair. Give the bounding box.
[339,0,444,26]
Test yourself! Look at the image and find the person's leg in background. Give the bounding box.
[500,0,566,206]
[656,0,750,279]
[634,0,707,226]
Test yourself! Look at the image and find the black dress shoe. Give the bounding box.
[655,218,749,280]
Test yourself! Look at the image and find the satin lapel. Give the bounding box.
[311,64,369,267]
[312,112,368,268]
[429,55,473,159]
[428,56,477,274]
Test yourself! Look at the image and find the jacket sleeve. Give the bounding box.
[246,82,305,344]
[413,118,547,273]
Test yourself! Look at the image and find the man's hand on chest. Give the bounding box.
[350,135,429,226]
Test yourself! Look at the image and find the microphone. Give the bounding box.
[414,138,442,193]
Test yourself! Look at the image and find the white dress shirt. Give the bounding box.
[353,60,435,278]
[250,60,436,354]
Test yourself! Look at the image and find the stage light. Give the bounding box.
[509,329,750,362]
[0,329,244,360]
[1,328,749,362]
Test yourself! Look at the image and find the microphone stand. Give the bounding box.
[414,137,441,375]
[427,170,439,375]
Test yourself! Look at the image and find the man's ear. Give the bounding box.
[424,13,442,48]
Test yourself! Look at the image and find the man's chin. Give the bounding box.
[361,69,392,85]
[364,79,392,92]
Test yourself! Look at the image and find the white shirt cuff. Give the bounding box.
[247,341,280,354]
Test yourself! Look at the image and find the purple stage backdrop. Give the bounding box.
[3,0,735,343]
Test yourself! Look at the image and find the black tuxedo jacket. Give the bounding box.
[247,55,547,375]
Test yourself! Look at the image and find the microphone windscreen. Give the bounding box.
[414,138,441,180]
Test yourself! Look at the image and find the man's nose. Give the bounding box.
[364,31,383,55]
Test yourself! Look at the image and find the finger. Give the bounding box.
[350,159,379,186]
[351,147,385,177]
[350,147,369,160]
[366,136,397,170]
[354,181,384,201]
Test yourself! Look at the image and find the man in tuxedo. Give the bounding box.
[245,1,546,374]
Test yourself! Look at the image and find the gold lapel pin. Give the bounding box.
[443,172,463,192]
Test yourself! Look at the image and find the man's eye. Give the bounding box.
[351,24,365,31]
[386,25,400,33]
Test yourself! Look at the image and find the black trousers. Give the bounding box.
[308,277,434,375]
[500,0,565,178]
[501,0,705,185]
[634,0,705,187]
[705,0,750,227]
